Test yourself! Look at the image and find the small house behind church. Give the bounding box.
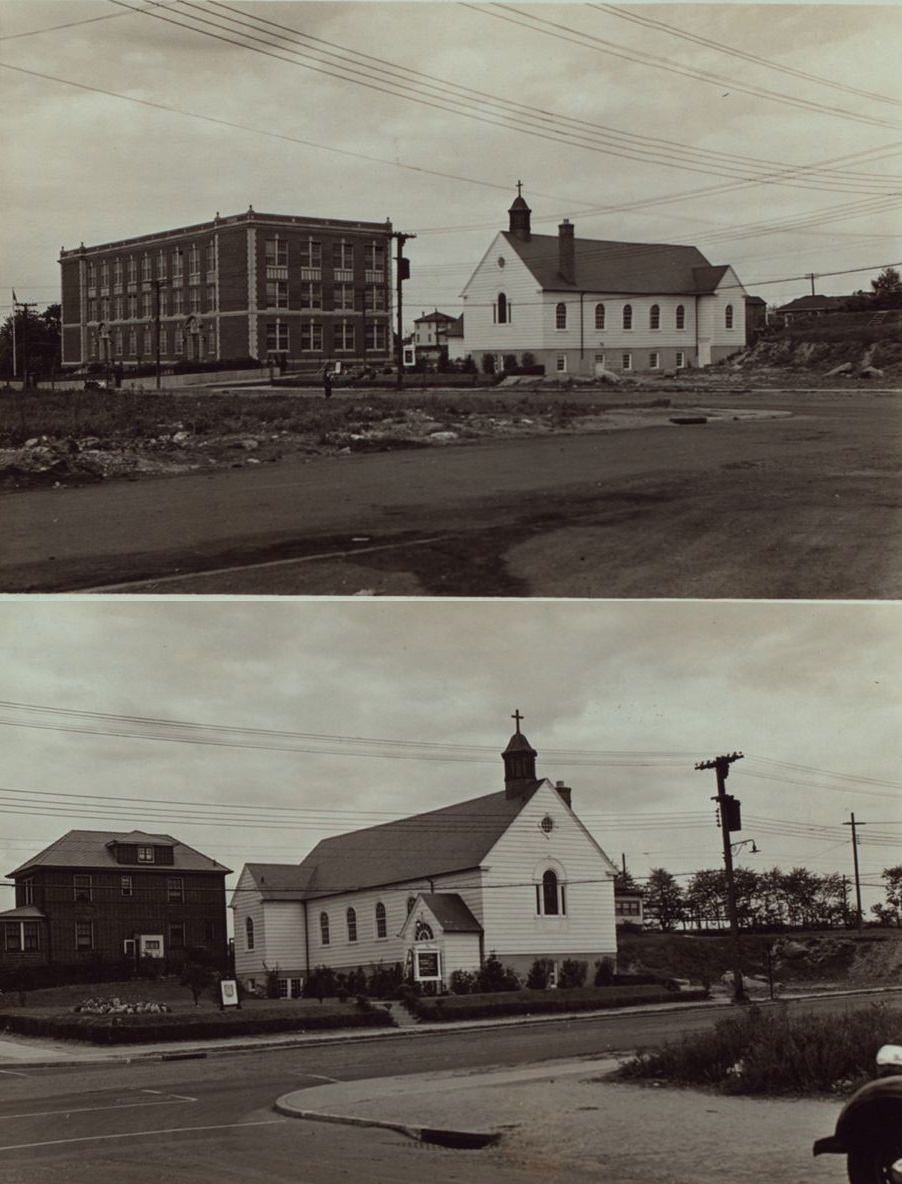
[232,721,619,996]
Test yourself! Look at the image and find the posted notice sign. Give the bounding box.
[220,979,239,1007]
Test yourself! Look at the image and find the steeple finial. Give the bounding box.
[512,708,524,734]
[516,179,523,198]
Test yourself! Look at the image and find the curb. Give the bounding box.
[272,1094,501,1149]
[3,986,899,1070]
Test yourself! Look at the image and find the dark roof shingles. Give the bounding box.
[9,830,230,877]
[504,232,728,294]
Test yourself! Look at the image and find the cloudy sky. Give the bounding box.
[0,598,899,919]
[2,1,901,326]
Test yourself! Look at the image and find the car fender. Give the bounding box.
[815,1077,902,1155]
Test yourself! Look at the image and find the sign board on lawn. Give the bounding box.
[220,979,239,1007]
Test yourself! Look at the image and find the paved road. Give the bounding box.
[2,391,899,595]
[0,997,863,1183]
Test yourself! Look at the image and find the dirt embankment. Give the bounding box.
[733,312,902,376]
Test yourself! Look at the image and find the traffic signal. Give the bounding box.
[399,257,410,281]
[724,795,742,832]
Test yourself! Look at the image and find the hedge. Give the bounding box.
[0,1006,394,1045]
[412,985,708,1022]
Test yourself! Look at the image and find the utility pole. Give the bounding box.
[807,272,816,296]
[392,231,415,389]
[695,752,748,1004]
[16,300,34,390]
[843,813,866,929]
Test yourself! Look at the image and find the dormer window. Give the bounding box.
[137,846,154,863]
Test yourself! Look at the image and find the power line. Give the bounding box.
[472,4,902,134]
[592,4,902,112]
[109,1,902,194]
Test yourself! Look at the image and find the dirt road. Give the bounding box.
[2,390,899,596]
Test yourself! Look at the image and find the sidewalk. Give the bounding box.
[275,1056,848,1182]
[0,985,897,1070]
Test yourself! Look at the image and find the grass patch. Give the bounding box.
[412,984,706,1022]
[620,1002,901,1096]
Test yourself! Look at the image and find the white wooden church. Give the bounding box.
[232,718,619,996]
[459,187,747,376]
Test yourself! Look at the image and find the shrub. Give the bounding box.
[180,961,214,1006]
[620,1002,902,1095]
[476,953,521,993]
[449,969,478,995]
[263,963,282,1000]
[481,353,496,375]
[412,984,707,1023]
[521,352,536,368]
[502,354,518,372]
[303,965,338,1000]
[526,959,555,990]
[594,958,615,987]
[559,960,588,989]
[367,961,403,997]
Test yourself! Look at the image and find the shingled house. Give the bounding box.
[459,187,747,375]
[232,720,619,997]
[1,831,231,975]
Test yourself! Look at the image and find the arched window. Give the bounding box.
[649,304,660,330]
[406,895,416,915]
[555,302,567,330]
[725,304,734,329]
[245,917,254,950]
[346,907,357,942]
[676,304,685,330]
[622,304,633,330]
[414,920,434,941]
[543,870,560,915]
[594,303,605,330]
[497,292,508,324]
[320,912,330,946]
[375,901,387,938]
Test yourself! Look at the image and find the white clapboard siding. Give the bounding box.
[702,267,747,351]
[258,900,307,977]
[539,293,698,353]
[441,932,482,978]
[233,894,267,980]
[307,872,480,971]
[480,782,618,958]
[461,232,544,356]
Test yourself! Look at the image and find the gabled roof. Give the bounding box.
[414,310,459,324]
[502,231,727,295]
[8,830,231,877]
[413,893,483,934]
[296,786,541,900]
[241,862,308,899]
[776,294,847,313]
[445,315,464,338]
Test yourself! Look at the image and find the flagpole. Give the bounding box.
[11,290,17,380]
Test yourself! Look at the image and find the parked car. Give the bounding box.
[814,1043,902,1182]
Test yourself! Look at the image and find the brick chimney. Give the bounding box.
[554,780,572,808]
[558,219,575,285]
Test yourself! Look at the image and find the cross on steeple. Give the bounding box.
[511,709,524,734]
[516,180,523,198]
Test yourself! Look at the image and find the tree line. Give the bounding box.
[630,865,902,932]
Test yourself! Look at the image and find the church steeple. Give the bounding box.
[503,709,538,797]
[508,181,531,242]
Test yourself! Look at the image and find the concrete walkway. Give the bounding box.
[274,1055,848,1182]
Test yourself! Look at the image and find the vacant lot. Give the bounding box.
[2,387,899,596]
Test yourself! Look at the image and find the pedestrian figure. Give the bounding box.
[323,368,333,399]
